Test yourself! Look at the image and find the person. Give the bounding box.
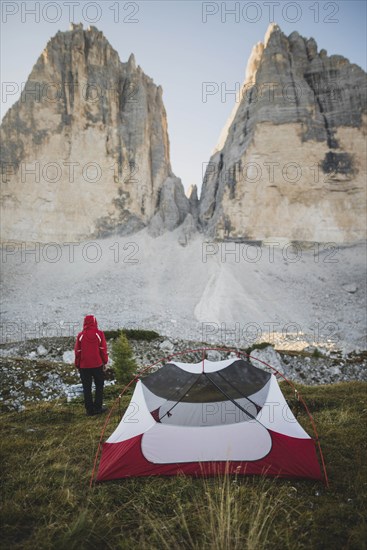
[74,315,109,416]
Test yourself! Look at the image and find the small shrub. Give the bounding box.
[245,342,273,355]
[112,333,137,386]
[124,328,160,342]
[104,329,122,340]
[104,328,160,341]
[124,329,160,341]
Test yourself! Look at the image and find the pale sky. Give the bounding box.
[1,0,366,194]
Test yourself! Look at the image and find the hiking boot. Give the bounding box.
[86,410,95,416]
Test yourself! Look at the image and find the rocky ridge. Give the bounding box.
[1,23,366,244]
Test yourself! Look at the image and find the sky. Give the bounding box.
[1,0,366,195]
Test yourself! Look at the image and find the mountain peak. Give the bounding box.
[264,22,281,46]
[69,22,83,31]
[127,53,136,70]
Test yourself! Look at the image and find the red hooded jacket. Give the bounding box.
[74,315,109,369]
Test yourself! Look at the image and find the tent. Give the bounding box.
[95,354,326,482]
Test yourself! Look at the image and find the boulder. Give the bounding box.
[159,339,174,352]
[37,345,48,356]
[342,283,358,293]
[62,351,75,364]
[249,345,287,375]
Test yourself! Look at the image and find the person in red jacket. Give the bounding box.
[74,315,109,416]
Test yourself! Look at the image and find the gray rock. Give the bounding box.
[159,339,174,352]
[62,351,75,364]
[148,212,165,238]
[37,345,48,356]
[342,283,358,293]
[148,176,191,236]
[249,346,287,375]
[187,185,199,222]
[328,366,341,376]
[177,213,197,246]
[65,384,84,402]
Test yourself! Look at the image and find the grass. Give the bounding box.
[1,382,366,549]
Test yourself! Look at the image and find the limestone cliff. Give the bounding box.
[0,23,190,242]
[199,23,367,242]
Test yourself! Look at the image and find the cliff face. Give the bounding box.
[0,23,189,242]
[199,23,367,242]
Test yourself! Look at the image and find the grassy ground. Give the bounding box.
[1,382,366,550]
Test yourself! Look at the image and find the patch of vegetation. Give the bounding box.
[1,382,366,549]
[104,328,160,341]
[245,342,274,355]
[125,329,160,341]
[104,329,122,340]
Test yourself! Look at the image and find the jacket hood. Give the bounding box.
[83,315,98,330]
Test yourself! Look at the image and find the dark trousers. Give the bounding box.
[79,366,104,414]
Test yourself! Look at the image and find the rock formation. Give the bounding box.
[199,23,367,242]
[0,23,190,242]
[187,184,199,223]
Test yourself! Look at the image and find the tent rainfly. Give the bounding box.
[96,356,324,482]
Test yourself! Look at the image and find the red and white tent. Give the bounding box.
[96,356,325,482]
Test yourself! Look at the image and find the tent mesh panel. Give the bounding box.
[141,360,271,403]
